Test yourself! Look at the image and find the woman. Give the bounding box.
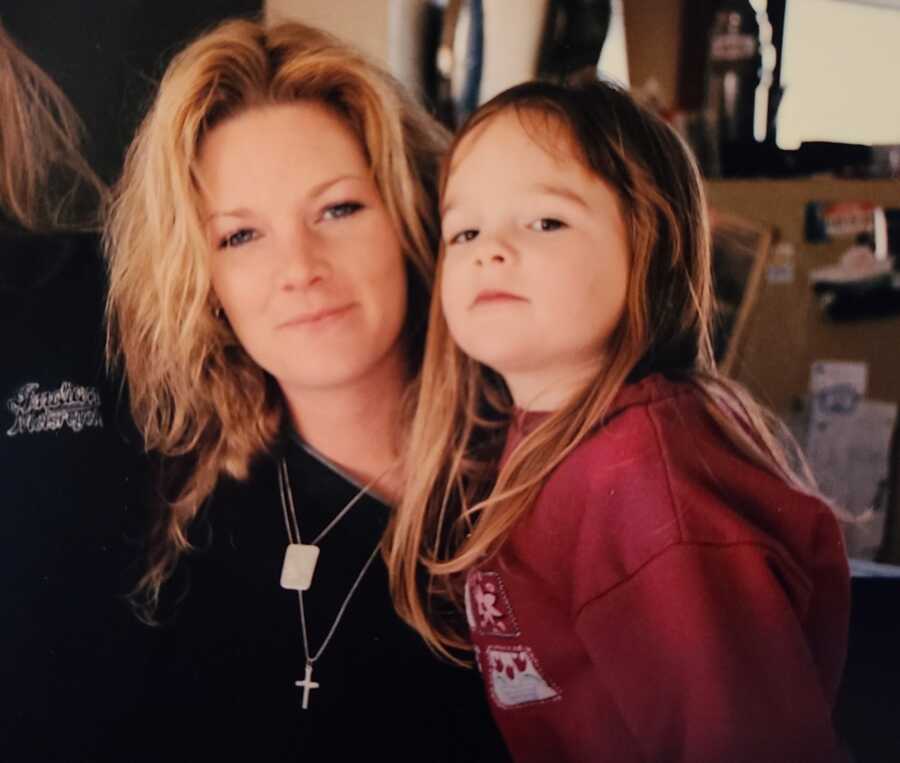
[0,21,151,761]
[106,18,507,761]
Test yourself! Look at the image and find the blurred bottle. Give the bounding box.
[704,0,777,175]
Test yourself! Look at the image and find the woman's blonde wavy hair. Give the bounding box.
[385,79,823,661]
[0,21,105,231]
[105,17,449,616]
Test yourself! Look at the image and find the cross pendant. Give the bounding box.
[295,661,319,710]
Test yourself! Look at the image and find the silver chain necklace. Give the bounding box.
[276,455,394,710]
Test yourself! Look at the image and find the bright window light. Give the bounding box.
[598,0,629,87]
[777,0,900,149]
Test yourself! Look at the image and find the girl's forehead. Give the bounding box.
[449,109,582,178]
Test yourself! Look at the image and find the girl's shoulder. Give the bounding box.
[555,373,699,491]
[528,374,842,606]
[571,373,834,541]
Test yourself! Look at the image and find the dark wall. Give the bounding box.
[2,0,261,183]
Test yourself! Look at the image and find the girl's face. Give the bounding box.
[198,102,409,400]
[440,111,630,410]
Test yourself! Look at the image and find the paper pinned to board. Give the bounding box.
[810,359,868,407]
[806,361,897,559]
[766,242,796,285]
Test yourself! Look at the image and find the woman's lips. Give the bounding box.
[278,303,354,329]
[471,289,528,307]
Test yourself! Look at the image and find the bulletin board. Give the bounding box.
[706,178,900,563]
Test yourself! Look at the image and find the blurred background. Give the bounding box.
[3,2,898,758]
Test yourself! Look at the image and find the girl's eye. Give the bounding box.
[448,229,478,246]
[528,218,565,232]
[322,201,363,221]
[219,228,258,249]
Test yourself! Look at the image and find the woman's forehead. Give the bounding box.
[196,102,371,202]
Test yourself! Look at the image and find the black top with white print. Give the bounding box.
[0,225,152,761]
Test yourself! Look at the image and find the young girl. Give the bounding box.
[386,79,850,763]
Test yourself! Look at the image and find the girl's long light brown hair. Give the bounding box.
[385,79,821,661]
[0,21,105,231]
[105,18,449,618]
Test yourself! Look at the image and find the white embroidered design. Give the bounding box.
[464,574,477,630]
[465,570,520,637]
[6,382,103,437]
[486,645,561,709]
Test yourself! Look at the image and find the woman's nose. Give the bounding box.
[279,228,328,290]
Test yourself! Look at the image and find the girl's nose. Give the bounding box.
[475,251,506,267]
[474,233,514,267]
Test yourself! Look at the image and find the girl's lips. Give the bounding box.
[471,290,528,307]
[279,303,354,328]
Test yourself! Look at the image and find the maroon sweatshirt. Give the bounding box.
[465,374,849,763]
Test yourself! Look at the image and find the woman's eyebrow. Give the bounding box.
[306,173,368,199]
[204,174,369,223]
[205,207,254,223]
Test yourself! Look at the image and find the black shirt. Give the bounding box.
[149,437,509,762]
[0,227,153,761]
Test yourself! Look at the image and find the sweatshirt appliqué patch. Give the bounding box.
[484,645,561,709]
[465,570,520,637]
[6,381,103,437]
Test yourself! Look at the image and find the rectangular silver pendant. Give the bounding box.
[280,543,320,591]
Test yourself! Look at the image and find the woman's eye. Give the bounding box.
[219,228,257,249]
[448,229,478,246]
[528,218,565,232]
[322,201,363,221]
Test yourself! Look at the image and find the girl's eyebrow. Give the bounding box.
[440,196,460,219]
[533,183,589,210]
[441,183,589,220]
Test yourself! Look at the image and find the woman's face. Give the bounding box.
[198,102,409,398]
